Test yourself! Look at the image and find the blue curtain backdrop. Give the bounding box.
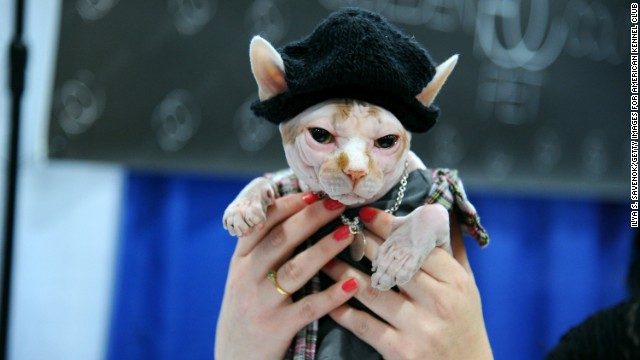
[107,171,634,360]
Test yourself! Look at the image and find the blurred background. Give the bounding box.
[0,0,633,359]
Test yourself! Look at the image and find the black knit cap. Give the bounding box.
[250,7,440,133]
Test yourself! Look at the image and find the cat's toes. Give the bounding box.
[243,205,267,229]
[371,251,404,290]
[223,204,265,237]
[371,246,420,290]
[224,213,250,237]
[371,271,395,291]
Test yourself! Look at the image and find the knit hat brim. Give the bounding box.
[251,8,441,133]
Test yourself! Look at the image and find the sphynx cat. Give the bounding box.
[223,36,459,291]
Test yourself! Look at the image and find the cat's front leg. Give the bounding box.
[371,204,451,291]
[223,177,278,237]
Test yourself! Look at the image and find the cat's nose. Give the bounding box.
[345,169,367,185]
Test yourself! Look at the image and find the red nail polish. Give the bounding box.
[333,225,351,241]
[302,193,320,204]
[323,198,343,211]
[341,278,358,292]
[359,207,378,223]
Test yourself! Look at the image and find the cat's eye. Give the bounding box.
[309,128,334,144]
[374,135,398,149]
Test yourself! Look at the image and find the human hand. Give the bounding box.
[323,207,493,360]
[215,193,360,360]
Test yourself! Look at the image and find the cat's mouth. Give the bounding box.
[318,174,383,206]
[313,189,371,206]
[333,193,368,206]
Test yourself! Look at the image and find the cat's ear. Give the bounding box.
[250,36,288,101]
[415,54,458,107]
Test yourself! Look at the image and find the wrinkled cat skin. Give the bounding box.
[223,36,458,290]
[280,100,410,207]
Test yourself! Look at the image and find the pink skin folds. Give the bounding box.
[281,100,410,206]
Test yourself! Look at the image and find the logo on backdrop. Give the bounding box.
[168,0,217,35]
[151,89,201,152]
[54,70,106,136]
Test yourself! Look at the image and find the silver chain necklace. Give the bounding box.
[341,160,409,261]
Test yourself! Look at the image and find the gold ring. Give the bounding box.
[267,270,291,296]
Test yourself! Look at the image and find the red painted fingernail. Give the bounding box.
[323,259,336,269]
[302,192,320,204]
[333,225,351,241]
[341,278,358,292]
[323,198,343,211]
[359,207,378,223]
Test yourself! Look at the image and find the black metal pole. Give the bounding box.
[1,0,27,359]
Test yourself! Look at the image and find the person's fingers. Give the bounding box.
[328,304,400,356]
[417,247,464,282]
[271,225,354,300]
[449,215,472,274]
[322,258,407,328]
[358,207,395,239]
[286,277,360,332]
[235,192,317,256]
[362,229,383,261]
[248,197,344,273]
[395,249,454,303]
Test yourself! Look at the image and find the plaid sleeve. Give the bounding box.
[427,168,489,247]
[264,168,302,196]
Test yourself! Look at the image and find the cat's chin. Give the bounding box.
[331,194,369,206]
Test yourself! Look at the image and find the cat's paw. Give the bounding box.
[223,199,268,237]
[222,178,276,237]
[370,204,450,291]
[371,238,425,291]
